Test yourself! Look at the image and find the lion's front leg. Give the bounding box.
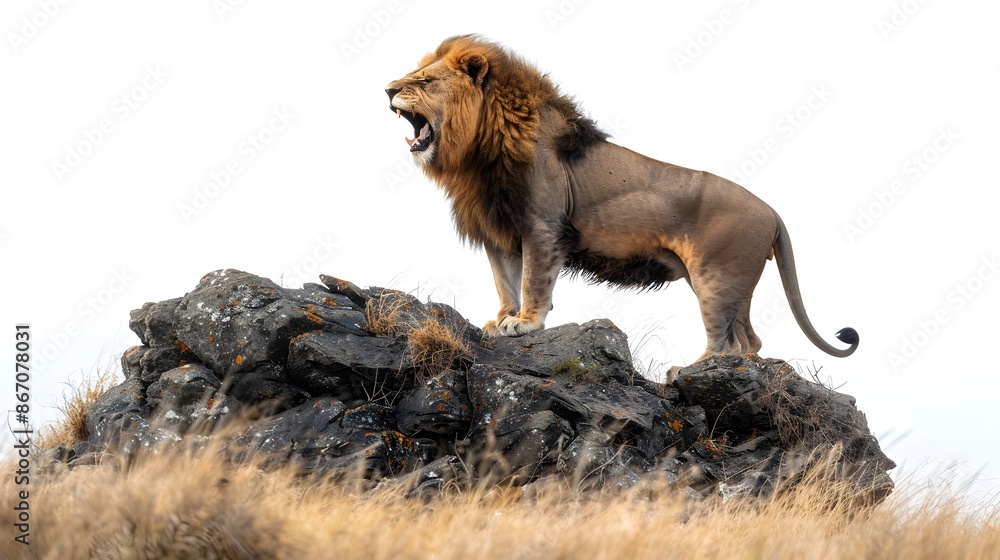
[496,232,564,337]
[482,244,522,338]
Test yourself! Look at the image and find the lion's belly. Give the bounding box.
[563,226,688,289]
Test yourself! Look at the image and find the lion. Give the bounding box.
[384,35,858,367]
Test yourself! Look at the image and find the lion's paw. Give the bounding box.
[482,319,501,339]
[497,315,543,337]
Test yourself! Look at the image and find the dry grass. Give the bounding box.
[407,319,473,382]
[364,292,412,337]
[35,370,119,450]
[2,443,998,559]
[7,371,998,559]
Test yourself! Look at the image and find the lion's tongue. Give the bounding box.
[405,123,431,146]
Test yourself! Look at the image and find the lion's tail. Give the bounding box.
[771,211,859,357]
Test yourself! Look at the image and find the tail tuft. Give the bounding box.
[835,327,860,347]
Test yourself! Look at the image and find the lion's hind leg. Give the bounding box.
[688,257,767,364]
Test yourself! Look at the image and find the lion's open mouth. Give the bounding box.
[393,108,434,152]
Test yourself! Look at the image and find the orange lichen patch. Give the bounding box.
[684,377,693,383]
[437,405,447,412]
[290,332,313,345]
[237,339,244,346]
[736,366,746,371]
[442,391,451,399]
[664,411,671,418]
[207,397,215,409]
[305,312,323,324]
[125,346,140,356]
[136,395,143,401]
[208,321,216,327]
[174,340,190,353]
[235,354,244,365]
[322,297,338,307]
[179,360,187,366]
[669,419,684,432]
[208,335,215,342]
[609,322,618,330]
[313,401,321,408]
[219,304,226,310]
[231,300,241,307]
[431,307,445,317]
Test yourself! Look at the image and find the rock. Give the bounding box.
[146,364,239,434]
[485,319,635,384]
[286,330,409,404]
[170,270,370,376]
[128,298,183,348]
[396,369,471,436]
[240,398,414,477]
[86,377,150,445]
[221,363,310,417]
[42,269,895,506]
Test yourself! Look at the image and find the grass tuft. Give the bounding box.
[36,370,120,450]
[407,319,473,382]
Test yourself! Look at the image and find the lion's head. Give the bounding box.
[385,35,606,252]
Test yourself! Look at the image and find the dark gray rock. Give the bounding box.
[396,369,471,436]
[240,398,414,476]
[286,330,410,403]
[673,355,896,501]
[146,364,239,434]
[221,363,311,417]
[169,270,369,377]
[45,269,894,506]
[485,319,635,384]
[121,344,198,384]
[128,298,183,348]
[86,377,150,445]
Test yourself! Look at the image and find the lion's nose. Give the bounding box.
[385,87,401,101]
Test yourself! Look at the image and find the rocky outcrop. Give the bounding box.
[41,269,895,502]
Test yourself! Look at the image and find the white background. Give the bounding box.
[2,1,998,501]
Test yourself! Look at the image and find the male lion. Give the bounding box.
[385,35,858,366]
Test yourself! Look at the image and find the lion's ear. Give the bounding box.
[460,53,488,88]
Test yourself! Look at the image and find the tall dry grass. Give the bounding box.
[2,445,998,559]
[3,375,998,559]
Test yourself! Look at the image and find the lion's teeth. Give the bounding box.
[396,109,401,118]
